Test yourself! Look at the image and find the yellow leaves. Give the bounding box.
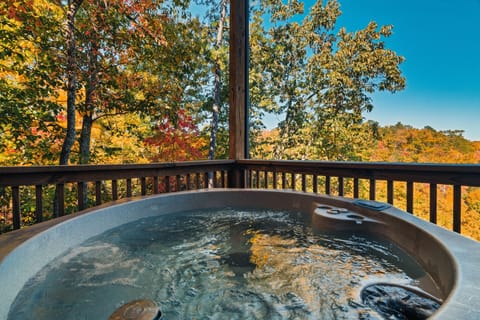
[87,114,155,164]
[134,91,146,101]
[0,69,26,88]
[465,188,480,213]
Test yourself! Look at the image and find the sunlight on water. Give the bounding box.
[8,208,439,319]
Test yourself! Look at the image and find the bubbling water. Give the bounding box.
[8,208,440,319]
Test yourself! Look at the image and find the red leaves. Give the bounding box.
[144,110,206,162]
[57,113,66,122]
[4,0,35,21]
[7,6,17,20]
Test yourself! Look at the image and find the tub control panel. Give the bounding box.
[313,204,384,231]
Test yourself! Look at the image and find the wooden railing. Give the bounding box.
[237,160,480,234]
[1,160,480,235]
[0,160,235,232]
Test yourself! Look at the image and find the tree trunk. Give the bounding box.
[208,0,227,161]
[59,0,83,165]
[78,31,99,165]
[79,114,93,164]
[208,0,227,188]
[56,0,83,217]
[77,113,92,206]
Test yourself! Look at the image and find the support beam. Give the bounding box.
[229,0,249,160]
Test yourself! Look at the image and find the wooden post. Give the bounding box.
[229,0,248,160]
[228,0,248,188]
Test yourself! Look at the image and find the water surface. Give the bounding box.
[9,208,438,319]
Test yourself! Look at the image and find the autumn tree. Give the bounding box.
[0,0,65,165]
[187,0,231,161]
[249,0,405,160]
[73,0,204,164]
[207,0,228,161]
[1,0,214,166]
[60,0,84,165]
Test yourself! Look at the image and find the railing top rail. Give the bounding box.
[0,160,236,187]
[0,160,235,173]
[237,159,480,186]
[237,159,480,172]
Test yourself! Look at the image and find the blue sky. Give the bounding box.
[260,0,480,140]
[333,0,480,140]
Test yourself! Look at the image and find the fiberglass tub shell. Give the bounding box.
[0,189,479,319]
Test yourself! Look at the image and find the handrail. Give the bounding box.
[0,160,235,186]
[1,159,479,237]
[0,160,236,232]
[237,160,480,186]
[237,160,480,235]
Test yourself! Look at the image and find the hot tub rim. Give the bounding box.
[0,188,478,320]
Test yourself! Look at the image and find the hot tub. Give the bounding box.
[0,189,479,319]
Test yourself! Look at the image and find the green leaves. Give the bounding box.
[0,0,64,164]
[1,0,210,164]
[1,0,406,164]
[249,0,406,160]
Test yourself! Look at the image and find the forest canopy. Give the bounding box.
[0,0,414,165]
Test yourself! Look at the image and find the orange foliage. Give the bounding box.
[144,110,207,162]
[365,124,480,240]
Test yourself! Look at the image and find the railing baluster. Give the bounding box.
[338,177,344,196]
[186,174,191,190]
[453,185,461,233]
[195,173,200,189]
[141,177,147,195]
[56,183,65,217]
[96,181,102,205]
[369,179,376,200]
[281,172,286,189]
[165,176,171,193]
[153,176,159,194]
[313,175,318,193]
[176,175,182,191]
[212,172,217,188]
[255,170,260,189]
[290,173,295,190]
[325,176,330,195]
[35,185,43,223]
[112,180,118,200]
[221,171,226,187]
[204,172,209,188]
[77,182,85,211]
[273,171,278,189]
[387,180,394,204]
[429,183,437,224]
[264,171,269,189]
[406,181,413,213]
[126,179,132,197]
[247,170,252,188]
[302,174,306,192]
[353,178,359,198]
[12,186,20,230]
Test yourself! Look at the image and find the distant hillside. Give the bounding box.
[252,122,480,163]
[366,122,480,163]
